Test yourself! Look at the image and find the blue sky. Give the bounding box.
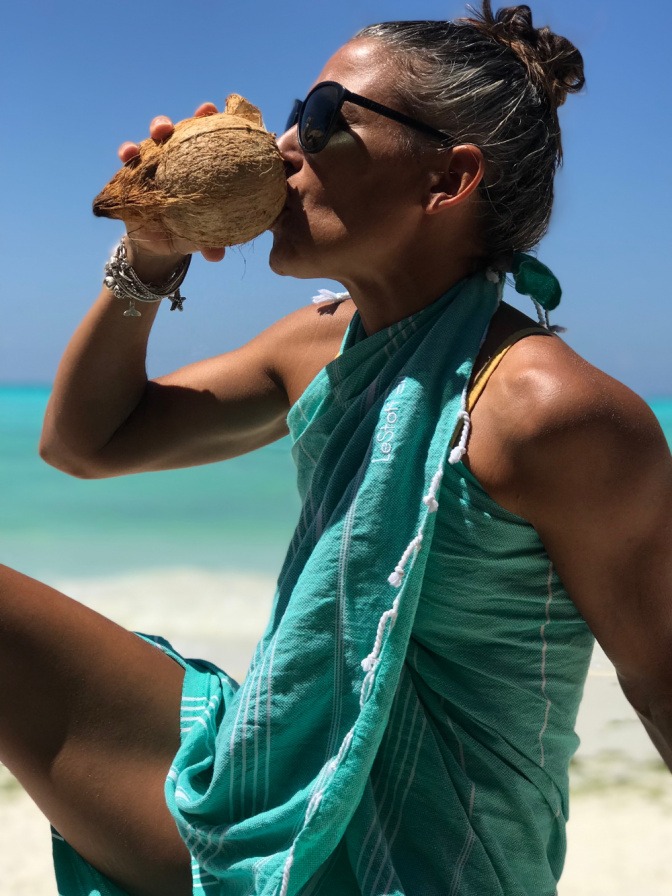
[1,0,670,398]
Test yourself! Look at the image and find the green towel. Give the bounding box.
[53,270,500,895]
[170,270,498,894]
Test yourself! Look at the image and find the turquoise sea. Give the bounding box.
[2,386,671,586]
[0,385,302,584]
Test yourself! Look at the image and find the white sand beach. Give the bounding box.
[1,573,670,895]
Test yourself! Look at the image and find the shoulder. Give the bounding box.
[468,309,671,525]
[261,298,356,406]
[266,297,356,345]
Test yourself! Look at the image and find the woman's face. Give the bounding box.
[269,39,431,286]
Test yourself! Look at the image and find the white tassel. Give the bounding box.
[361,656,380,674]
[360,602,393,706]
[449,446,466,464]
[528,296,565,333]
[449,405,471,465]
[423,495,439,513]
[387,534,423,589]
[360,596,400,674]
[312,288,350,304]
[530,297,550,330]
[388,569,404,588]
[279,850,295,896]
[422,467,444,512]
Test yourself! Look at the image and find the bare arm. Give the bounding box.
[469,335,672,768]
[532,417,672,770]
[40,272,353,478]
[40,284,279,477]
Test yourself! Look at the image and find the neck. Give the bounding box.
[339,255,478,335]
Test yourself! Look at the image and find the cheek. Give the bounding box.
[283,174,353,247]
[300,181,380,241]
[316,152,421,228]
[270,146,422,273]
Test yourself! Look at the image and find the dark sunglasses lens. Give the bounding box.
[298,83,342,152]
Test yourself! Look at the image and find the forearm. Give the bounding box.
[40,245,184,477]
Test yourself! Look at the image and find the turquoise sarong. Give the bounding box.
[53,271,501,895]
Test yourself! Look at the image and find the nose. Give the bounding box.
[277,125,303,178]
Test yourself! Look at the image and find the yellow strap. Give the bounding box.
[467,326,552,413]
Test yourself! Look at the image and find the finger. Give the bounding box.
[200,247,226,263]
[149,115,174,142]
[118,142,140,164]
[194,102,219,118]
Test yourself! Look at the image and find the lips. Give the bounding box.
[270,184,301,230]
[269,205,290,231]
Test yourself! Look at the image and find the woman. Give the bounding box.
[3,3,671,895]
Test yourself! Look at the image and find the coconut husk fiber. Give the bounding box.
[93,94,287,247]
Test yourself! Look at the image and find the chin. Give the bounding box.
[269,224,300,277]
[268,244,299,278]
[269,214,352,282]
[269,237,322,281]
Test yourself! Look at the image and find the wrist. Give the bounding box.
[123,237,187,285]
[103,239,191,317]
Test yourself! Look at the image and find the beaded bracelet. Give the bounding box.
[103,239,192,317]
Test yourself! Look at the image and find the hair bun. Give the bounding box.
[464,2,585,108]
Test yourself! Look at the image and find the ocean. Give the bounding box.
[0,385,302,580]
[1,386,671,678]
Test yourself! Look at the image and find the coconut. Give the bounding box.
[93,94,287,247]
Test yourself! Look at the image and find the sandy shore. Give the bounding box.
[561,650,672,895]
[1,579,670,895]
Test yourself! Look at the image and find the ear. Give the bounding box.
[423,145,484,215]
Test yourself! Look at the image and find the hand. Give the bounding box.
[117,103,226,272]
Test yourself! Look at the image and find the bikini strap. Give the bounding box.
[467,326,553,413]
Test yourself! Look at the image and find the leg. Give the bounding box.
[0,564,192,896]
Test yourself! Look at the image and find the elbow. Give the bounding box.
[618,670,672,720]
[618,671,672,758]
[38,432,109,480]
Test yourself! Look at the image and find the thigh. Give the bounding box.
[0,565,191,896]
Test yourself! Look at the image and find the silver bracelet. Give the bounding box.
[103,239,191,317]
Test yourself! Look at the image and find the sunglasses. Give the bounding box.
[286,80,454,154]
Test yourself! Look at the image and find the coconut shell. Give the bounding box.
[93,94,287,247]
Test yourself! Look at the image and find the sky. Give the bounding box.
[1,0,670,398]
